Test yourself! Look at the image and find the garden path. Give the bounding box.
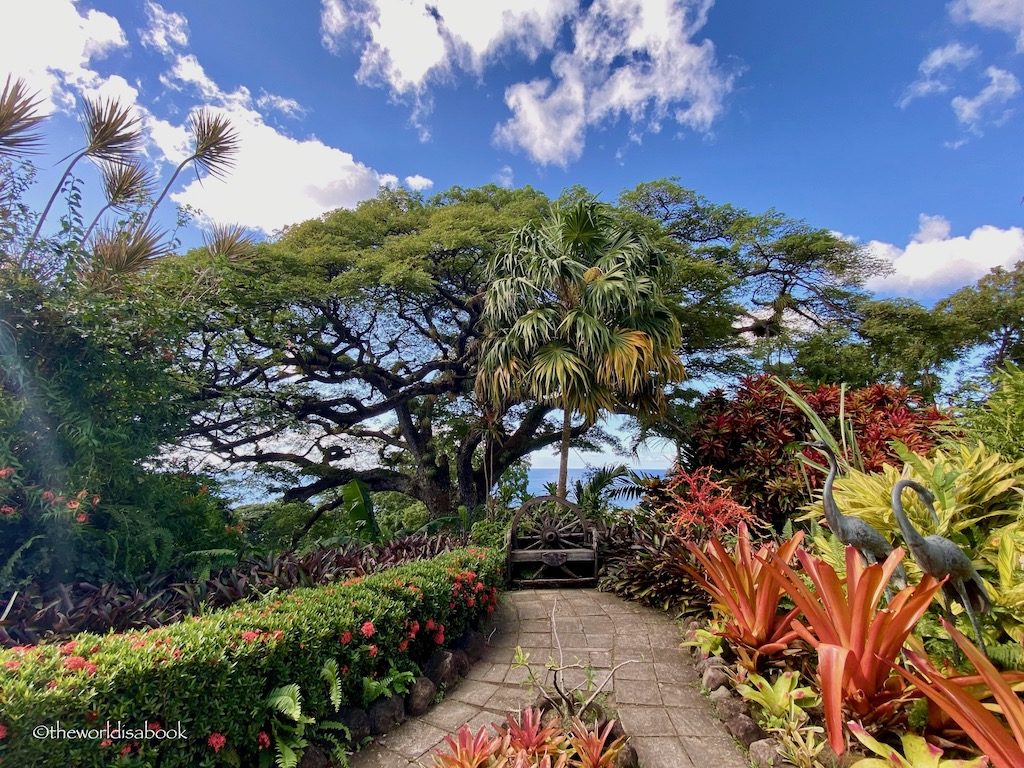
[350,588,748,768]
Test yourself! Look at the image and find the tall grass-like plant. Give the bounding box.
[683,523,804,668]
[772,546,943,755]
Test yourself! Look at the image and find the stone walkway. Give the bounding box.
[351,588,748,768]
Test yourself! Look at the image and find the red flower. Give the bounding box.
[41,491,55,503]
[426,619,436,631]
[0,467,14,479]
[46,680,58,689]
[67,500,80,510]
[258,731,271,749]
[398,639,409,652]
[91,495,101,507]
[341,665,349,675]
[272,630,283,641]
[360,621,375,638]
[100,738,112,748]
[487,605,495,614]
[85,662,97,675]
[120,745,132,756]
[148,721,161,731]
[368,644,379,657]
[64,655,88,672]
[474,582,486,592]
[208,732,227,753]
[467,597,475,607]
[241,630,260,643]
[75,512,88,524]
[4,660,21,671]
[340,631,352,645]
[59,641,77,655]
[0,723,7,739]
[408,620,420,637]
[0,505,15,516]
[434,631,445,645]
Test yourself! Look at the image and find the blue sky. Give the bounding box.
[6,0,1024,469]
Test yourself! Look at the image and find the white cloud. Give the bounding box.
[151,55,394,234]
[493,164,515,188]
[950,0,1024,51]
[495,0,733,166]
[0,0,128,112]
[321,0,574,89]
[403,174,433,190]
[866,213,1024,295]
[951,65,1021,131]
[321,0,730,161]
[256,90,307,118]
[899,42,979,108]
[139,1,189,55]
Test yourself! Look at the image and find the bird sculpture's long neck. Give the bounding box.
[820,447,845,533]
[891,481,927,550]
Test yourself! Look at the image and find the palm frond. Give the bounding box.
[84,222,168,287]
[100,158,155,208]
[81,97,141,162]
[204,223,255,261]
[0,76,45,156]
[189,109,240,179]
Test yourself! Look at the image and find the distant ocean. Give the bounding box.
[223,467,667,508]
[526,467,666,507]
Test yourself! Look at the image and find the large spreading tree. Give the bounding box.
[167,186,621,526]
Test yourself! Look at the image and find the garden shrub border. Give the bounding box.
[0,546,502,767]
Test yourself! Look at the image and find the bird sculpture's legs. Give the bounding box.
[952,578,988,656]
[859,547,895,603]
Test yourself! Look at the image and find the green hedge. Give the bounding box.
[0,547,502,767]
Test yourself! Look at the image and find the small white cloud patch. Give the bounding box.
[951,66,1021,132]
[898,42,979,108]
[950,0,1024,51]
[139,1,189,55]
[403,174,433,191]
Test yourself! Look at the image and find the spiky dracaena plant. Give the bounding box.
[476,199,685,499]
[22,96,142,258]
[139,108,239,232]
[0,76,44,157]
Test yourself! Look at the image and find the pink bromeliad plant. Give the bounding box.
[431,708,624,768]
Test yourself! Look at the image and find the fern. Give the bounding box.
[988,641,1024,670]
[360,666,415,708]
[0,534,43,590]
[321,659,342,711]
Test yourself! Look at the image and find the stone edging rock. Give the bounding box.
[683,626,854,768]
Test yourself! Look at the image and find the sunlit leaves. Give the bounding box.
[0,76,44,157]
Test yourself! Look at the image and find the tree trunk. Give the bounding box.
[557,407,572,500]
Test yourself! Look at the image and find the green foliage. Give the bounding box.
[477,197,686,497]
[260,684,314,768]
[963,363,1024,462]
[359,664,416,708]
[0,547,503,767]
[736,670,820,729]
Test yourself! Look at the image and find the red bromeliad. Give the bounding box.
[683,523,804,668]
[897,621,1024,768]
[772,546,943,755]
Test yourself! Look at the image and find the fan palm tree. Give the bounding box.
[476,199,685,500]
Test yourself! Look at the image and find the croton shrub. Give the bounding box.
[0,547,502,767]
[690,375,946,529]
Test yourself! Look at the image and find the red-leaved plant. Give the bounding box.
[772,546,943,755]
[644,466,759,543]
[690,375,945,528]
[898,621,1024,768]
[431,709,624,768]
[683,523,804,669]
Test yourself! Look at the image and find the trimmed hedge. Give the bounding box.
[0,547,502,767]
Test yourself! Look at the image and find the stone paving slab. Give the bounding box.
[349,588,747,768]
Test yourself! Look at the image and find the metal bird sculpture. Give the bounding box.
[891,478,992,653]
[803,441,906,589]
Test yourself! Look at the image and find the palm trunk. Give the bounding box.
[557,407,572,500]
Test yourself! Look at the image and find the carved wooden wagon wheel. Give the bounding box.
[506,495,598,588]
